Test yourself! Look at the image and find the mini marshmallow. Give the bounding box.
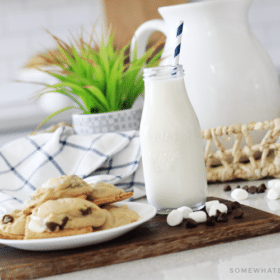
[267,186,280,200]
[167,210,183,226]
[208,203,228,217]
[267,179,280,189]
[205,200,220,214]
[188,211,207,223]
[231,188,248,201]
[177,206,193,219]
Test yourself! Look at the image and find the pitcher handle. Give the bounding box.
[130,19,166,60]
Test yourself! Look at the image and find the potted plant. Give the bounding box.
[31,27,163,135]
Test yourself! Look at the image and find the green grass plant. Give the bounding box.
[34,27,162,131]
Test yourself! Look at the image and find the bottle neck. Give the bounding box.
[143,66,187,108]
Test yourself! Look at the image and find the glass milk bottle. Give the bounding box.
[140,65,208,213]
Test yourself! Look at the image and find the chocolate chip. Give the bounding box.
[223,185,231,192]
[92,225,103,232]
[185,218,198,228]
[257,184,266,193]
[242,185,249,191]
[248,186,257,194]
[231,201,241,210]
[236,185,240,189]
[206,217,216,226]
[233,208,244,219]
[2,215,14,224]
[80,207,92,216]
[46,222,60,232]
[214,209,222,220]
[86,194,95,202]
[200,205,207,212]
[224,203,232,214]
[46,217,69,232]
[200,206,209,217]
[60,217,69,230]
[216,212,228,222]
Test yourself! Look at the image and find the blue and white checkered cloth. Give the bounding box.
[0,126,145,215]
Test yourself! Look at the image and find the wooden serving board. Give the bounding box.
[1,197,280,280]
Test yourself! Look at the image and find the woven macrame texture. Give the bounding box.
[38,118,280,183]
[202,118,280,182]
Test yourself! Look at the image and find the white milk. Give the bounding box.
[140,65,208,213]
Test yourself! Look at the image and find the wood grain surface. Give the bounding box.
[1,197,280,280]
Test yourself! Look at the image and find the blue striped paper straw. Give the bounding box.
[172,21,184,66]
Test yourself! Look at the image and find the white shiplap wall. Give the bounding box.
[0,0,105,134]
[0,0,105,100]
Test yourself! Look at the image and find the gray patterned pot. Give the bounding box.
[72,107,142,135]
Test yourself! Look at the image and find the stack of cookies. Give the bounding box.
[0,175,138,240]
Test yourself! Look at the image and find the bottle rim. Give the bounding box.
[143,65,184,79]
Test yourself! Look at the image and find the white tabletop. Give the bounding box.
[39,179,280,280]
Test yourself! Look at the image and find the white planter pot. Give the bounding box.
[72,108,142,135]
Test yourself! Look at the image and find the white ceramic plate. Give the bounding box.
[0,202,156,251]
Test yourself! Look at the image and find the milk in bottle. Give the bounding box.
[140,65,208,213]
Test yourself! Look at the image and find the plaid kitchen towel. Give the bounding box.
[0,126,145,214]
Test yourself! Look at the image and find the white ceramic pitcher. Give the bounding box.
[131,0,280,131]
